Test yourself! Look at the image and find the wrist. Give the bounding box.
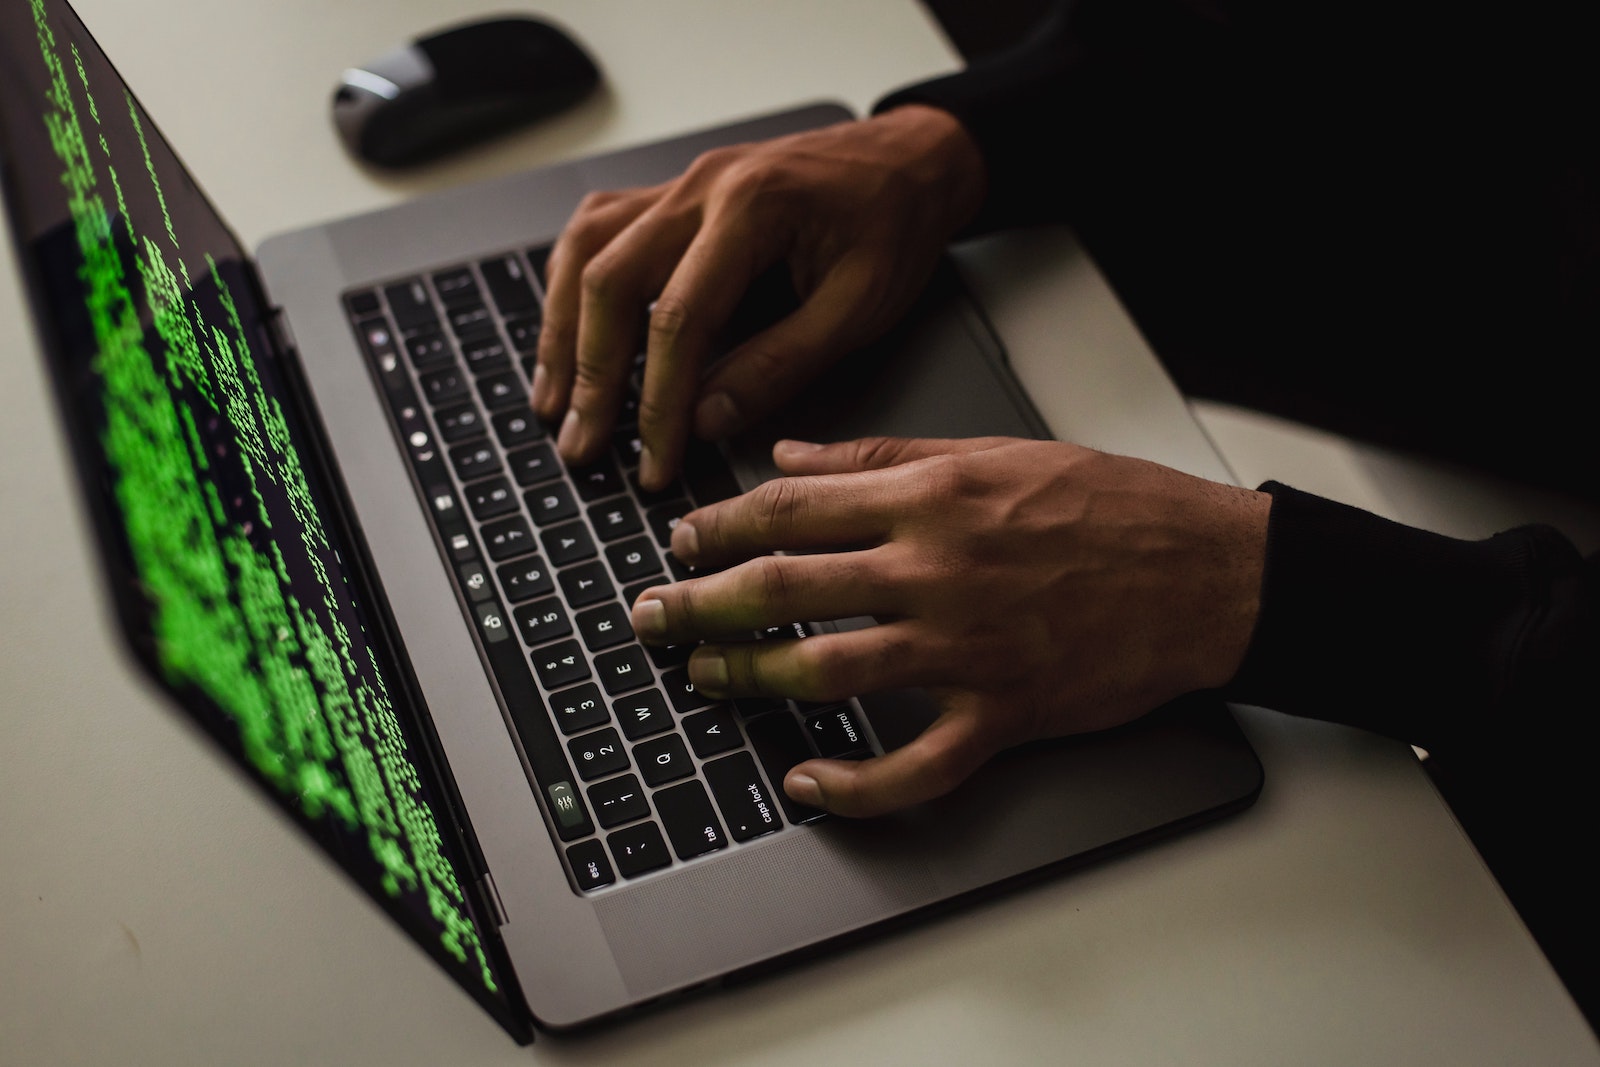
[870,104,987,237]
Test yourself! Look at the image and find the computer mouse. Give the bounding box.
[333,16,600,167]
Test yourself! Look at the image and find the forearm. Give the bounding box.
[1225,484,1600,755]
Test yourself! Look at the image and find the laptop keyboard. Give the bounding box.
[343,248,876,893]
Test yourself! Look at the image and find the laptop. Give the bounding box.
[0,0,1263,1040]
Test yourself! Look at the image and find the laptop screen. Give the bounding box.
[0,0,525,1036]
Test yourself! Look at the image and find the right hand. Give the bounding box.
[532,105,987,490]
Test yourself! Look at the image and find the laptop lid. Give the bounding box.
[0,0,533,1042]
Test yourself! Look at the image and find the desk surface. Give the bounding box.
[3,1,1598,1064]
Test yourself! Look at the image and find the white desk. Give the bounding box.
[4,1,1598,1063]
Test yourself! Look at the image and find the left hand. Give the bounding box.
[629,436,1271,817]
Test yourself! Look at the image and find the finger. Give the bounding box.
[535,189,655,421]
[687,620,949,704]
[636,208,773,490]
[784,696,1003,817]
[559,198,703,464]
[631,548,903,646]
[671,470,904,568]
[691,263,889,443]
[771,435,1012,476]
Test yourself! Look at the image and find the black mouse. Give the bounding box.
[333,16,600,167]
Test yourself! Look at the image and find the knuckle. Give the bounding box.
[578,257,623,306]
[647,295,695,348]
[748,556,793,614]
[850,436,902,470]
[751,478,805,538]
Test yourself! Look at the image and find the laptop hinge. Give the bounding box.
[478,871,509,928]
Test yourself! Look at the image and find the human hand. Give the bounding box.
[630,437,1271,817]
[533,105,985,490]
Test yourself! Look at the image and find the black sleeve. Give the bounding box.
[1224,484,1600,756]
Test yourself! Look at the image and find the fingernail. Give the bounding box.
[557,409,582,456]
[775,439,825,456]
[786,772,822,807]
[694,392,740,439]
[633,597,666,640]
[691,650,728,694]
[672,519,700,563]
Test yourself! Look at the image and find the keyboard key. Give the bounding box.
[456,559,495,603]
[480,253,539,314]
[463,476,518,520]
[493,408,544,448]
[572,458,625,502]
[587,773,650,829]
[346,290,381,316]
[420,366,470,406]
[507,442,559,486]
[448,440,500,481]
[405,330,453,369]
[661,667,712,715]
[478,371,527,410]
[646,500,692,548]
[567,839,615,891]
[645,641,694,669]
[462,335,510,374]
[526,244,552,286]
[384,279,438,332]
[704,751,784,841]
[569,727,628,781]
[435,402,486,442]
[606,536,662,584]
[526,483,578,526]
[607,821,670,879]
[542,521,596,566]
[613,688,672,741]
[684,439,740,505]
[513,597,571,646]
[481,515,535,561]
[634,733,693,787]
[448,302,496,339]
[496,555,554,602]
[431,266,480,307]
[805,704,873,759]
[587,498,643,542]
[549,682,608,735]
[746,714,826,824]
[533,638,590,689]
[594,644,652,696]
[684,704,742,758]
[504,315,541,353]
[653,781,728,860]
[558,560,615,608]
[576,603,633,651]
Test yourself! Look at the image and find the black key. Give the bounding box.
[355,316,396,360]
[384,279,438,332]
[527,244,552,286]
[683,439,740,506]
[472,598,514,645]
[613,688,672,741]
[606,536,662,584]
[514,597,571,646]
[646,641,694,669]
[684,704,742,758]
[478,371,528,411]
[435,402,486,443]
[449,440,500,482]
[586,498,643,542]
[577,603,633,651]
[480,253,539,314]
[613,429,643,470]
[594,644,652,696]
[621,579,659,606]
[456,559,495,603]
[549,682,608,735]
[400,325,450,368]
[661,666,711,715]
[443,528,477,563]
[704,751,784,842]
[607,821,670,879]
[419,366,470,406]
[431,266,480,308]
[345,290,381,316]
[571,458,625,502]
[587,773,650,829]
[507,442,559,486]
[654,781,728,860]
[504,315,541,353]
[481,515,535,561]
[734,696,790,719]
[569,727,629,781]
[533,638,590,690]
[463,476,518,520]
[496,554,554,602]
[448,302,496,339]
[493,408,545,448]
[805,704,872,759]
[558,560,615,608]
[541,521,596,566]
[629,470,687,509]
[646,500,692,548]
[567,839,615,891]
[745,713,826,824]
[462,335,510,375]
[634,733,693,787]
[495,642,593,843]
[526,483,578,526]
[665,553,692,582]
